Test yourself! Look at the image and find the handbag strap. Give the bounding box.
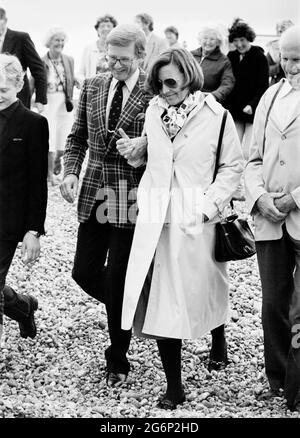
[262,79,284,155]
[212,109,228,183]
[47,52,68,98]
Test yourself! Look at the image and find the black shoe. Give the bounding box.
[18,296,38,339]
[207,358,229,372]
[156,392,186,410]
[106,372,127,387]
[208,341,229,372]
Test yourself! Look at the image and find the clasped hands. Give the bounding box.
[116,128,147,167]
[256,192,297,223]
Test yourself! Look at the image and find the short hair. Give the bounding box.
[44,27,68,48]
[228,18,256,43]
[198,24,226,50]
[276,19,294,35]
[94,14,118,30]
[106,24,146,59]
[146,48,204,95]
[164,26,179,39]
[0,53,24,88]
[135,13,154,32]
[0,8,7,19]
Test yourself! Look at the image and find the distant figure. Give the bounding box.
[266,19,294,85]
[135,13,168,71]
[225,18,269,161]
[42,28,77,184]
[164,26,181,49]
[0,54,48,343]
[77,14,118,84]
[0,7,47,111]
[191,24,235,104]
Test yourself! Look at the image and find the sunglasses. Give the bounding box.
[157,78,180,89]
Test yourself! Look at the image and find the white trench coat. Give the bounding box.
[122,93,243,339]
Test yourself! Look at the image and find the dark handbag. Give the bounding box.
[65,99,74,112]
[213,110,256,262]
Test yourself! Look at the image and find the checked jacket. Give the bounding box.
[64,70,151,229]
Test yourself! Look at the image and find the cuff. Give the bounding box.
[291,187,300,210]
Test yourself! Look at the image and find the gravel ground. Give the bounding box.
[1,185,299,419]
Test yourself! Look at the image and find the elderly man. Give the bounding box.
[0,7,47,111]
[60,24,150,386]
[135,13,168,71]
[0,54,48,342]
[245,25,300,412]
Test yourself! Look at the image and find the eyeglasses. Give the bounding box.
[157,78,180,89]
[105,55,134,67]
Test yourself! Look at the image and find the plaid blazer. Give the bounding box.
[64,70,151,228]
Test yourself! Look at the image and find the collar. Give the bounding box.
[0,99,20,119]
[278,78,300,98]
[0,26,7,40]
[201,46,221,60]
[111,68,140,94]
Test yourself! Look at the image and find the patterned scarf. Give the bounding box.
[159,91,203,139]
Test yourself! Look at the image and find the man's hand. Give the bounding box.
[274,193,297,214]
[60,174,79,203]
[243,105,253,115]
[35,102,44,113]
[256,192,288,223]
[22,233,40,265]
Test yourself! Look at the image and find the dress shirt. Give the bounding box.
[0,99,20,139]
[105,68,140,129]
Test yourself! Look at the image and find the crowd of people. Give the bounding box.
[0,6,300,414]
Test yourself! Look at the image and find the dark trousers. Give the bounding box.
[256,225,300,409]
[72,206,134,375]
[0,239,32,326]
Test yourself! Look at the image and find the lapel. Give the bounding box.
[91,73,111,145]
[2,28,14,53]
[269,80,300,132]
[0,101,27,152]
[105,71,147,155]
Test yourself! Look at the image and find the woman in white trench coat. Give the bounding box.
[117,49,243,409]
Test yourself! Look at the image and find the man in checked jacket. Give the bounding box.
[60,24,150,386]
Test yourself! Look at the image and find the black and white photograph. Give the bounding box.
[0,0,300,424]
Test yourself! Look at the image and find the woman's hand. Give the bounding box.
[116,129,148,161]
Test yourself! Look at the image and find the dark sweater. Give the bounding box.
[191,46,235,103]
[225,45,269,123]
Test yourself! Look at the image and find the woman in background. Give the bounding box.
[42,28,77,183]
[191,24,235,104]
[225,18,269,161]
[77,14,117,84]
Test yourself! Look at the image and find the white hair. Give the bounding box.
[44,27,68,48]
[198,23,228,53]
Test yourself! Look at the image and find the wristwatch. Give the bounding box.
[27,230,41,238]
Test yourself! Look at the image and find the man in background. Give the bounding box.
[0,7,47,111]
[245,25,300,412]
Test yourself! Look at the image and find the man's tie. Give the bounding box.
[107,80,125,136]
